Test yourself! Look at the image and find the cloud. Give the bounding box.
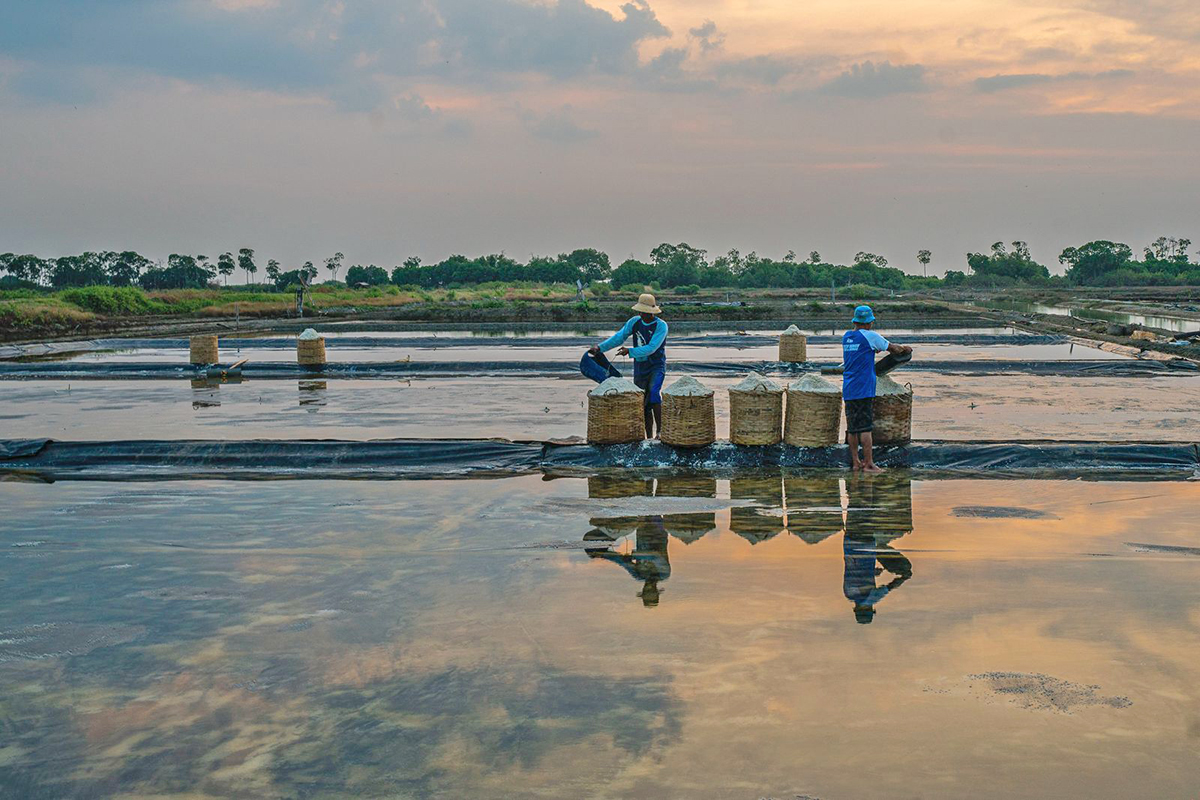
[518,106,598,143]
[0,0,672,107]
[820,61,928,98]
[715,55,808,87]
[1085,0,1200,42]
[688,20,725,54]
[975,69,1135,93]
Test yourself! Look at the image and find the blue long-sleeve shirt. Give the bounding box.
[598,317,668,362]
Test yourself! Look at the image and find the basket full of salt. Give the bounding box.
[872,375,913,445]
[587,377,645,444]
[296,328,327,367]
[190,334,219,365]
[778,324,807,363]
[784,374,843,447]
[728,372,784,446]
[660,376,716,448]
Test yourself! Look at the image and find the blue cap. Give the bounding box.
[852,305,875,324]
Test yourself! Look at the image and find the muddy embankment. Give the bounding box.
[0,298,980,345]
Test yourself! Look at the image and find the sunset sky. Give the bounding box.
[2,0,1198,274]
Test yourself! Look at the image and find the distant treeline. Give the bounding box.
[3,237,1198,292]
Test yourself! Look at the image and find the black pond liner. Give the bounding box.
[0,359,1195,380]
[1,438,1196,482]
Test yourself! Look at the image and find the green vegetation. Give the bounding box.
[3,236,1199,307]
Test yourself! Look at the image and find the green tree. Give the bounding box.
[238,248,258,284]
[1058,241,1133,284]
[917,249,931,278]
[345,264,390,285]
[610,258,655,288]
[1,254,48,284]
[107,251,151,286]
[808,250,821,264]
[325,252,345,283]
[967,241,1049,284]
[217,252,236,285]
[853,251,888,268]
[301,261,318,283]
[49,252,108,287]
[266,259,281,284]
[650,242,707,287]
[561,248,610,282]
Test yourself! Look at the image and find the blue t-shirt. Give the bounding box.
[842,328,890,400]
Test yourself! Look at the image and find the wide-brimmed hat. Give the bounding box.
[852,305,875,324]
[632,293,661,314]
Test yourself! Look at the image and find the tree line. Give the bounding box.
[3,237,1198,292]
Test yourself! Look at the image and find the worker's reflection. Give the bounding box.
[842,473,914,624]
[586,516,671,607]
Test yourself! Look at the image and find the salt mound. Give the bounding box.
[663,375,713,397]
[589,376,642,396]
[730,372,782,393]
[876,374,911,396]
[298,328,322,341]
[788,374,839,394]
[782,324,803,335]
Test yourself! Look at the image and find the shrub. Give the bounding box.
[675,284,700,296]
[59,286,163,315]
[807,300,828,313]
[588,281,611,297]
[619,283,647,294]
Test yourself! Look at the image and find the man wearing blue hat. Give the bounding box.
[842,305,912,472]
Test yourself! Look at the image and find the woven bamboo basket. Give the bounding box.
[189,334,219,365]
[587,378,645,444]
[784,374,843,447]
[778,328,808,363]
[728,374,783,445]
[297,337,327,366]
[1130,329,1156,342]
[783,474,844,544]
[872,375,913,445]
[660,376,716,448]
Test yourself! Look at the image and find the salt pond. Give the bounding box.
[4,371,1199,442]
[1,475,1197,798]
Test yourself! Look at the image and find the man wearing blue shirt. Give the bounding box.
[842,305,912,472]
[590,293,669,439]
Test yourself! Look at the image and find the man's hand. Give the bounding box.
[588,345,600,355]
[616,346,630,356]
[888,343,913,356]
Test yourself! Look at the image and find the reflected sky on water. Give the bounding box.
[1,475,1198,798]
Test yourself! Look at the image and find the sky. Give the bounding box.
[1,0,1198,276]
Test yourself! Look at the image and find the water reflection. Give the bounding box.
[843,473,914,624]
[584,471,916,618]
[298,379,328,412]
[190,377,221,409]
[586,516,671,607]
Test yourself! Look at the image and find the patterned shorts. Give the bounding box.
[845,398,874,434]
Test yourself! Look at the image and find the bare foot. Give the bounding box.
[850,462,864,471]
[863,464,884,474]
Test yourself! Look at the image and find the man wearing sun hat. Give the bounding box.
[590,293,668,438]
[842,305,912,473]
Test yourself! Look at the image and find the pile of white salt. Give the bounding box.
[663,375,713,397]
[730,372,782,393]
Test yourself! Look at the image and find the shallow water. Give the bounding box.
[967,299,1200,333]
[1,475,1197,798]
[4,371,1199,442]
